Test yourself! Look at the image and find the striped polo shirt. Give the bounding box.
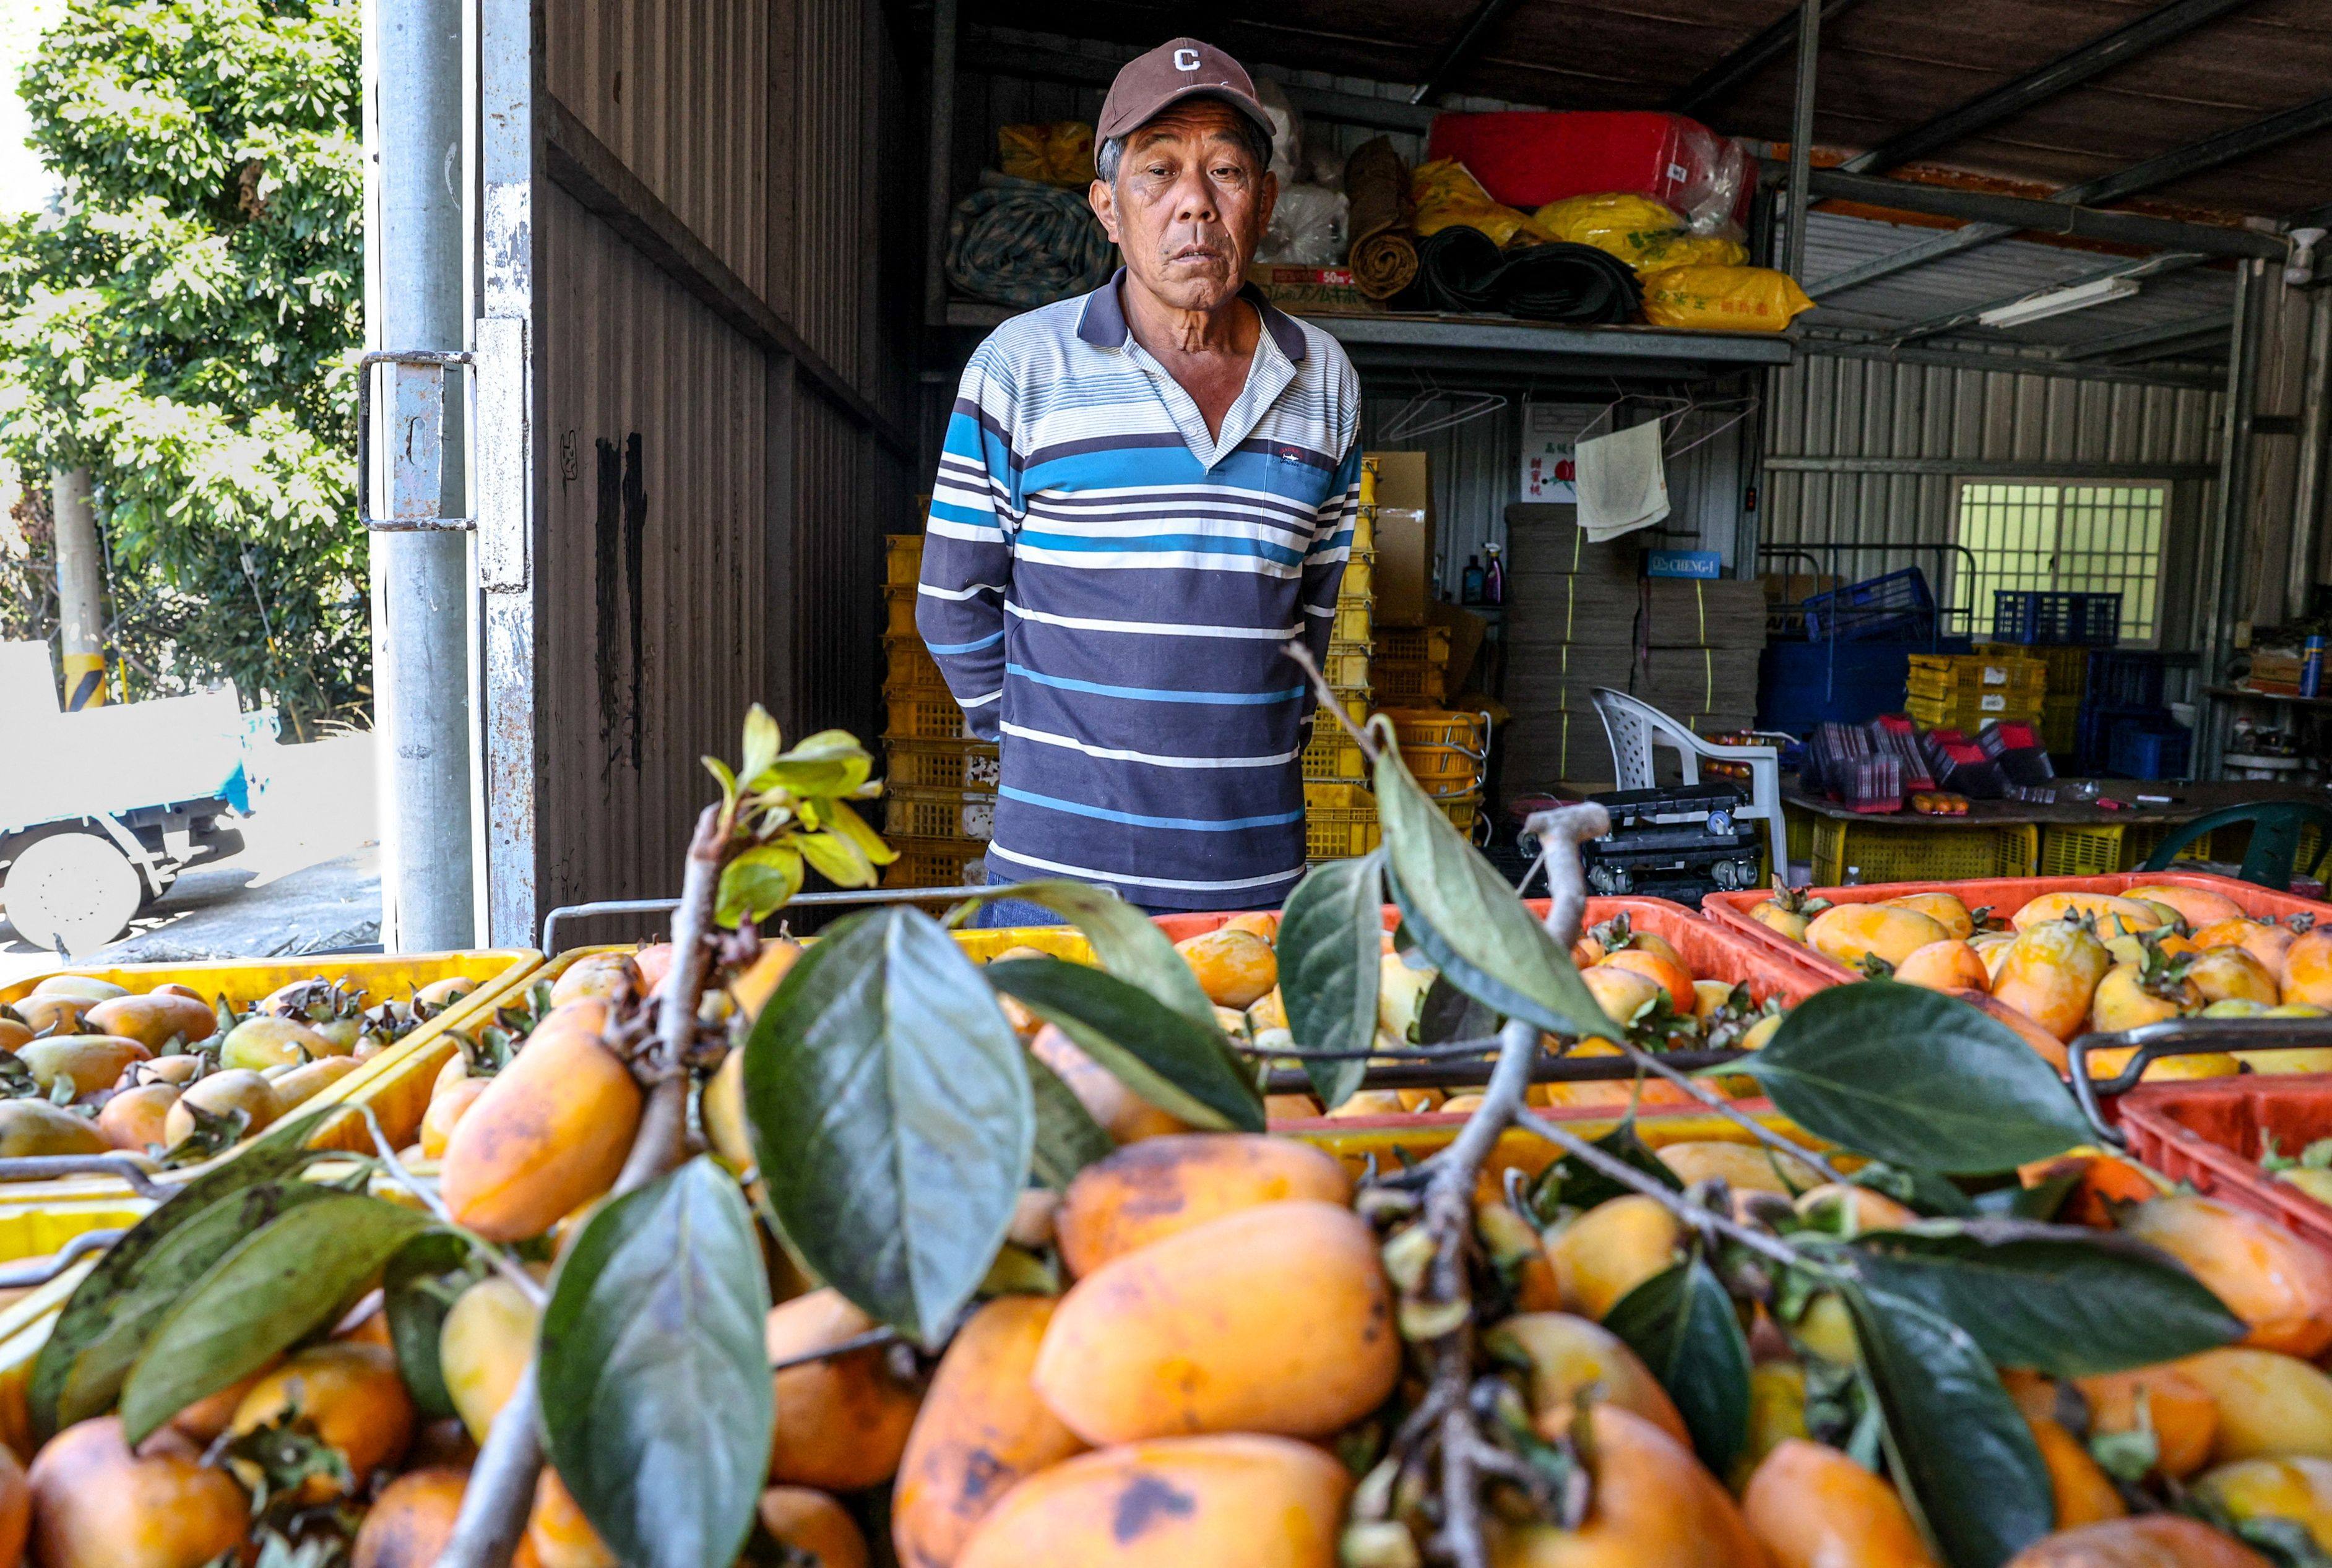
[918,271,1362,910]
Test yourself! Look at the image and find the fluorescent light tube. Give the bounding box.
[1978,277,2141,329]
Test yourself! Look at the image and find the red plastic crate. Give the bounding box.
[1706,871,2331,988]
[2118,1073,2332,1254]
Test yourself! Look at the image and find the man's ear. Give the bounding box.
[1089,177,1120,245]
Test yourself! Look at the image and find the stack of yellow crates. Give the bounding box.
[879,532,998,889]
[1979,642,2089,756]
[1906,652,2047,732]
[1370,625,1453,706]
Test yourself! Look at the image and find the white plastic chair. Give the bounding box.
[1589,687,1789,885]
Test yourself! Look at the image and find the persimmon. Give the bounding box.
[80,994,216,1053]
[1545,1195,1683,1320]
[439,1000,641,1241]
[1742,1438,1937,1567]
[2197,1456,2332,1553]
[525,1468,615,1568]
[1485,1312,1688,1444]
[441,1276,540,1442]
[2178,1348,2332,1463]
[1029,1026,1189,1144]
[2123,1194,2332,1358]
[2014,893,2161,936]
[1805,903,1948,970]
[27,1417,248,1568]
[2003,1515,2268,1567]
[1172,929,1277,1009]
[351,1467,474,1568]
[1054,1133,1350,1277]
[2028,1415,2124,1528]
[1884,890,1975,940]
[762,1487,868,1568]
[1600,949,1694,1013]
[1487,1406,1764,1567]
[228,1342,415,1502]
[1992,921,2112,1043]
[1893,939,1992,992]
[766,1290,922,1491]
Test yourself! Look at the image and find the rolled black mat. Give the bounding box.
[1396,227,1644,325]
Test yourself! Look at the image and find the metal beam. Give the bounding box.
[1886,252,2209,344]
[1807,95,2322,296]
[1783,0,1823,281]
[1795,328,2225,389]
[1843,0,2258,175]
[923,0,957,328]
[2057,309,2237,362]
[957,34,1437,132]
[1763,455,2218,480]
[1670,0,1868,116]
[1410,0,1526,105]
[1801,166,2284,261]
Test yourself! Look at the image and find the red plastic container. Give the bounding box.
[2118,1073,2332,1253]
[1706,871,2330,988]
[1423,111,1753,229]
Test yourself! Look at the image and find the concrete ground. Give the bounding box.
[0,733,382,983]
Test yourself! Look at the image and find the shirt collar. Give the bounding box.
[1076,267,1308,362]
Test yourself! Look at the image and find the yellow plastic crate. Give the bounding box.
[884,692,977,741]
[1306,782,1381,861]
[886,533,925,586]
[1810,820,2038,886]
[1906,652,2048,694]
[1329,600,1373,642]
[949,928,1096,964]
[1350,503,1376,551]
[1284,1105,1839,1191]
[1340,548,1375,602]
[1373,658,1449,705]
[884,584,919,636]
[2119,822,2215,870]
[1321,640,1371,689]
[883,785,996,842]
[1386,709,1490,751]
[1375,626,1451,666]
[1303,728,1370,781]
[1906,692,2043,730]
[2040,824,2125,878]
[881,837,990,889]
[0,950,543,1254]
[883,636,949,694]
[1402,741,1485,788]
[1436,791,1484,841]
[1978,642,2091,696]
[883,736,1000,791]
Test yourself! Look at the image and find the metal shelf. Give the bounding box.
[941,299,1795,374]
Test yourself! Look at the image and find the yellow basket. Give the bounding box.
[881,837,990,889]
[883,636,951,694]
[0,950,543,1254]
[1322,641,1371,689]
[1810,820,2039,885]
[882,737,1000,791]
[1373,658,1449,705]
[1302,728,1370,781]
[1375,626,1451,665]
[1339,548,1376,602]
[1329,600,1373,643]
[1978,642,2091,696]
[1436,791,1484,841]
[1284,1105,1838,1191]
[1402,741,1485,788]
[2120,822,2216,871]
[1306,782,1381,861]
[1386,709,1490,751]
[883,786,995,842]
[1350,504,1375,551]
[883,584,920,636]
[886,533,925,586]
[884,692,977,741]
[1905,692,2044,730]
[2040,824,2125,878]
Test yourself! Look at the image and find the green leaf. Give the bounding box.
[1417,973,1499,1046]
[1726,986,2090,1174]
[718,843,804,928]
[823,798,899,868]
[29,1106,339,1439]
[381,1231,485,1421]
[119,1193,435,1444]
[797,829,876,889]
[1375,746,1605,1038]
[988,957,1264,1134]
[1603,1257,1753,1475]
[1826,1221,2245,1379]
[758,730,873,796]
[738,704,782,786]
[1845,1285,2053,1568]
[966,880,1216,1025]
[745,907,1032,1340]
[538,1158,772,1568]
[1274,853,1386,1109]
[1529,1118,1683,1220]
[1027,1050,1115,1191]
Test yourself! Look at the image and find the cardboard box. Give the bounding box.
[1368,452,1435,627]
[1246,265,1371,313]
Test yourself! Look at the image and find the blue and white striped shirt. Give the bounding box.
[919,272,1363,909]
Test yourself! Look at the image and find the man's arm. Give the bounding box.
[1297,443,1365,706]
[918,354,1019,741]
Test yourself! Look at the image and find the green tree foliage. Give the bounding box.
[0,0,364,732]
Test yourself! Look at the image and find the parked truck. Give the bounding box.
[0,642,269,954]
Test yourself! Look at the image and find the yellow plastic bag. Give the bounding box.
[999,122,1095,187]
[1534,192,1681,251]
[1412,158,1547,247]
[1625,231,1748,275]
[1640,265,1815,332]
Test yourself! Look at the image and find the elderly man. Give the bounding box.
[920,38,1363,921]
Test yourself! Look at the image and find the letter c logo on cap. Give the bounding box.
[1174,47,1201,71]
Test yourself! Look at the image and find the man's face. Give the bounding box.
[1091,98,1276,315]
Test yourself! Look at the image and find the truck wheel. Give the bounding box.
[3,832,142,954]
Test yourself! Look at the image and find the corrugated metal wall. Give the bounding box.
[520,0,916,931]
[1761,355,2224,650]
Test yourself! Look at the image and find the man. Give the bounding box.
[920,37,1363,921]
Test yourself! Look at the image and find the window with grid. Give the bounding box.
[1952,481,2167,645]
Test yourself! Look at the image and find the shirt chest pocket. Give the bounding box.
[1255,442,1337,512]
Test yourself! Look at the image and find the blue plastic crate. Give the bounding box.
[1993,590,2122,647]
[1800,568,1937,642]
[2085,650,2166,707]
[2106,722,2192,780]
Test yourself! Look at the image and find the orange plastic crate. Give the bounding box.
[2119,1074,2332,1256]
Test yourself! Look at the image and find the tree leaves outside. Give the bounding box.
[0,1,365,731]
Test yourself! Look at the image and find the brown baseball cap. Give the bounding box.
[1095,37,1274,148]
